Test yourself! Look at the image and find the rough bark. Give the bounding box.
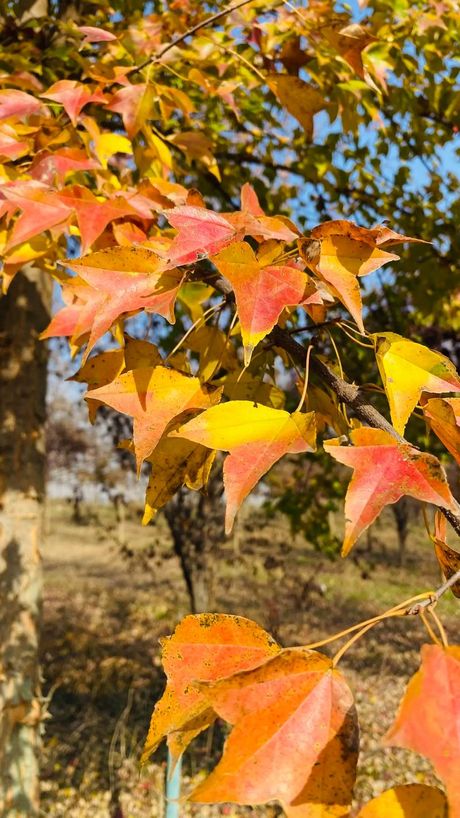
[0,269,51,817]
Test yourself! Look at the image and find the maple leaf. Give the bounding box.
[324,427,457,556]
[323,24,376,79]
[185,325,238,382]
[61,247,183,359]
[356,784,447,818]
[85,365,222,471]
[107,83,155,138]
[2,180,71,249]
[78,25,117,43]
[172,401,316,533]
[432,510,460,598]
[57,185,139,253]
[300,232,398,332]
[212,241,318,364]
[166,206,238,265]
[142,614,279,764]
[190,648,358,817]
[30,148,99,184]
[0,89,41,121]
[71,337,162,422]
[42,81,106,126]
[421,396,460,465]
[385,644,460,818]
[142,436,216,523]
[373,333,460,435]
[268,75,325,141]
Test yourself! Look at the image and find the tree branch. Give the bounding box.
[267,325,460,538]
[132,0,261,75]
[407,567,460,614]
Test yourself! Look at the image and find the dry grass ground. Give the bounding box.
[40,500,458,817]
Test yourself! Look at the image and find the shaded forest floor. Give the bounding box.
[41,500,458,817]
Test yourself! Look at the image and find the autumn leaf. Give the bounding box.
[166,205,238,265]
[141,614,279,764]
[433,510,460,598]
[3,180,71,249]
[373,333,460,435]
[356,784,447,818]
[422,396,460,465]
[30,148,99,184]
[212,241,316,364]
[185,325,238,382]
[172,401,316,533]
[268,75,325,141]
[324,428,457,556]
[71,337,162,422]
[107,83,155,138]
[301,233,398,332]
[57,185,139,253]
[323,24,376,79]
[78,25,117,43]
[190,648,358,817]
[0,89,41,120]
[385,644,460,818]
[85,365,222,471]
[42,80,106,126]
[142,436,216,523]
[61,247,183,359]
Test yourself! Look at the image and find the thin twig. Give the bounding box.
[407,567,460,614]
[131,0,262,75]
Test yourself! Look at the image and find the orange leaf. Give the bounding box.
[55,247,182,359]
[141,614,279,764]
[268,75,325,141]
[190,648,358,817]
[212,241,314,364]
[58,185,138,253]
[422,396,460,465]
[433,510,460,598]
[85,365,222,471]
[385,644,460,818]
[312,236,398,332]
[324,428,457,556]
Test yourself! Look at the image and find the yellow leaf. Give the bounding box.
[142,436,215,524]
[373,332,460,435]
[173,402,316,531]
[186,325,238,382]
[356,785,447,818]
[268,75,325,141]
[93,132,132,168]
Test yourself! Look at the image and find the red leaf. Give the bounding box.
[57,185,139,252]
[0,89,41,121]
[385,644,460,818]
[167,206,238,265]
[78,26,117,43]
[2,181,71,249]
[30,149,99,184]
[324,427,457,555]
[212,241,315,364]
[42,80,106,126]
[60,247,183,358]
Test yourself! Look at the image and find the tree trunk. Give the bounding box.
[164,467,226,614]
[0,269,51,817]
[392,497,409,567]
